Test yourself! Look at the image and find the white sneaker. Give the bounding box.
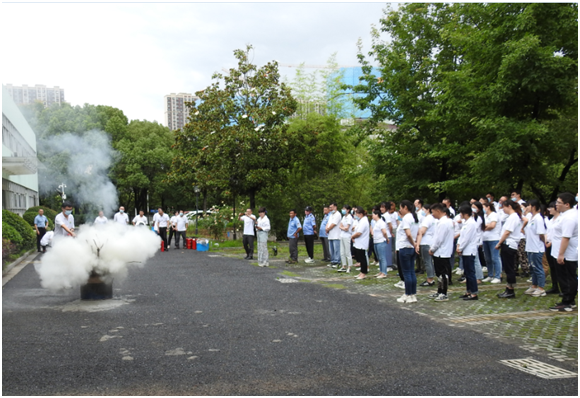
[531,289,546,297]
[394,281,405,289]
[527,278,533,283]
[524,286,537,295]
[386,267,394,272]
[490,278,502,284]
[406,295,417,303]
[168,245,171,249]
[304,258,314,263]
[454,268,463,275]
[482,267,488,273]
[482,277,492,283]
[396,294,409,303]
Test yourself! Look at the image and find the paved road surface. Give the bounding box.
[3,250,578,395]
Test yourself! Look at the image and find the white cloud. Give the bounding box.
[2,2,389,124]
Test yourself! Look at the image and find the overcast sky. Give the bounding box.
[2,1,390,124]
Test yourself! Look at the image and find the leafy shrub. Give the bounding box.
[2,210,35,250]
[23,206,58,229]
[2,238,18,269]
[2,222,23,245]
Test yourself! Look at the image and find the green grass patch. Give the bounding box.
[280,270,300,277]
[321,283,346,289]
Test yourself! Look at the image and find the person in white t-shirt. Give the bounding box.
[55,202,75,238]
[338,205,354,273]
[523,200,547,297]
[413,198,426,274]
[550,193,578,311]
[256,207,271,267]
[511,190,526,205]
[153,208,170,251]
[174,210,189,249]
[380,202,397,270]
[168,211,178,249]
[132,210,148,227]
[428,203,454,301]
[415,204,437,286]
[544,201,561,294]
[395,200,420,303]
[239,208,257,260]
[481,201,502,283]
[457,205,480,301]
[113,206,129,225]
[94,211,108,225]
[371,210,390,278]
[495,200,524,298]
[325,202,343,267]
[351,207,370,280]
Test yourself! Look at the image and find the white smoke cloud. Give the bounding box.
[38,130,119,216]
[35,223,161,290]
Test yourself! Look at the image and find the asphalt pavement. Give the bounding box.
[2,249,578,395]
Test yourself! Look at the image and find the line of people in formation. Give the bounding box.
[95,206,190,251]
[239,191,577,312]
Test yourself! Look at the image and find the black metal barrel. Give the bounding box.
[80,271,113,300]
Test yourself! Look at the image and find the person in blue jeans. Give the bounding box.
[482,201,503,283]
[524,199,547,297]
[371,210,390,278]
[456,205,480,300]
[396,200,420,303]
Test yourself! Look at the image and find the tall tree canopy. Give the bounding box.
[349,3,577,203]
[170,45,298,209]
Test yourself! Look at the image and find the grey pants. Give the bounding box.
[321,237,330,260]
[257,230,269,265]
[289,238,298,261]
[420,245,434,278]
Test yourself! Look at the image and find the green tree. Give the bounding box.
[170,45,298,210]
[113,120,173,213]
[349,3,577,203]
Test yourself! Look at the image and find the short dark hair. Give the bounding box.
[415,198,424,206]
[329,202,338,207]
[430,203,446,213]
[342,204,352,211]
[62,201,72,208]
[258,207,267,213]
[289,209,297,214]
[487,192,495,198]
[558,192,575,207]
[373,210,382,217]
[512,189,522,195]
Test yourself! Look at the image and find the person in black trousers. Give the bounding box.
[544,201,561,294]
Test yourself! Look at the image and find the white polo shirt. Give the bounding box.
[501,212,523,250]
[458,217,478,256]
[483,212,501,241]
[132,215,148,226]
[176,215,188,231]
[396,213,419,250]
[525,213,546,253]
[154,213,170,228]
[353,216,369,250]
[551,208,578,261]
[327,210,342,240]
[339,214,354,239]
[372,218,388,244]
[240,215,256,235]
[420,214,437,246]
[55,212,75,237]
[113,212,129,224]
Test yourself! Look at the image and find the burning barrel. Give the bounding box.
[80,271,113,300]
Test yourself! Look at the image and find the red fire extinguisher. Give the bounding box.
[160,240,165,252]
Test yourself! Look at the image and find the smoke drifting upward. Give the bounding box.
[38,130,118,216]
[35,223,161,291]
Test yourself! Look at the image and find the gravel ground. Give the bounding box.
[2,249,578,395]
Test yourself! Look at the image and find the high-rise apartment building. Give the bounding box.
[5,84,65,108]
[164,93,198,131]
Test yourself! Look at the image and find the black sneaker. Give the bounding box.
[545,288,560,295]
[458,276,466,283]
[419,280,435,287]
[463,295,478,301]
[458,293,470,299]
[549,303,573,312]
[497,290,516,299]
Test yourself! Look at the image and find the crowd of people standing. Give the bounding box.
[241,190,577,312]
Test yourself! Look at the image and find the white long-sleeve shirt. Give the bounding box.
[430,216,454,258]
[457,217,479,256]
[257,215,271,232]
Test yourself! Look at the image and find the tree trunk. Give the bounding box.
[549,149,578,203]
[249,188,256,210]
[202,189,207,213]
[438,159,448,202]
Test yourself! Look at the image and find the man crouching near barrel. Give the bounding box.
[55,201,76,238]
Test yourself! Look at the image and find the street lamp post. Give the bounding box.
[58,183,67,201]
[194,186,200,236]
